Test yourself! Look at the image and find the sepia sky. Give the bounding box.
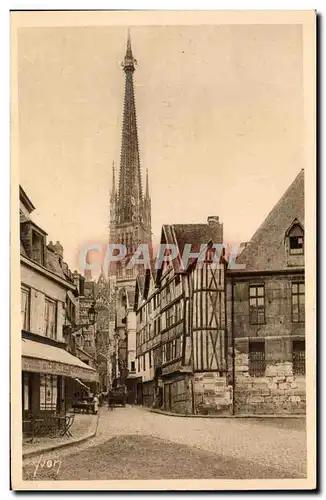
[18,24,304,273]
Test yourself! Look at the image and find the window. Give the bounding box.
[22,373,30,411]
[249,285,265,325]
[292,340,305,375]
[149,350,152,368]
[21,287,30,330]
[149,323,152,339]
[292,283,305,323]
[139,308,143,323]
[249,341,265,377]
[44,298,56,339]
[116,262,123,278]
[31,230,45,265]
[166,306,174,328]
[130,361,135,372]
[137,357,140,372]
[175,336,183,358]
[162,343,166,363]
[40,374,58,411]
[126,268,133,278]
[175,301,182,322]
[143,354,146,371]
[289,225,304,255]
[175,275,180,286]
[148,300,152,314]
[166,284,171,303]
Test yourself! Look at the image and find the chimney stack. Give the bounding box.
[207,216,219,226]
[53,241,64,260]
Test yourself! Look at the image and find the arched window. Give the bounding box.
[287,222,304,255]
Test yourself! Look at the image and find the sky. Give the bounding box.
[18,24,304,274]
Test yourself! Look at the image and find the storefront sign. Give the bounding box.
[22,356,98,382]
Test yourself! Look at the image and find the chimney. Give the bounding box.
[47,240,55,252]
[53,241,64,260]
[207,216,219,226]
[207,216,223,244]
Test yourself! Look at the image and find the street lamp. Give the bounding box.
[87,302,97,325]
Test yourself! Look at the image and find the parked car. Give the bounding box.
[108,387,126,407]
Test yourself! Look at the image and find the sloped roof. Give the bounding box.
[46,249,66,279]
[234,170,304,272]
[158,220,224,278]
[172,223,223,255]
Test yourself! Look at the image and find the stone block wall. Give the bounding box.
[193,372,232,415]
[233,338,306,414]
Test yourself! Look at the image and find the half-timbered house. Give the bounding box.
[135,217,232,415]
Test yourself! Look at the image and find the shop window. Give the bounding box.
[292,340,305,376]
[22,372,31,411]
[249,340,265,377]
[292,282,305,323]
[40,374,58,411]
[249,285,265,325]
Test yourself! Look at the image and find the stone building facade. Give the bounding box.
[227,169,305,415]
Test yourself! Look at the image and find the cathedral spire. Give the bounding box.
[110,161,116,200]
[145,169,150,199]
[118,31,143,224]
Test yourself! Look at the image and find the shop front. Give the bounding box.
[21,338,98,428]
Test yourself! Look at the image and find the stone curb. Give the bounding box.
[150,409,305,419]
[23,413,100,459]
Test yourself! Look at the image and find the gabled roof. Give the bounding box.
[156,219,224,284]
[19,186,35,213]
[233,169,304,273]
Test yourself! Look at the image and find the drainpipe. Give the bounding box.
[231,276,236,415]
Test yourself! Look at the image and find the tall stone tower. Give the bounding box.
[103,31,152,390]
[109,31,152,282]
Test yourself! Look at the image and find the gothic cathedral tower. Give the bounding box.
[109,31,152,283]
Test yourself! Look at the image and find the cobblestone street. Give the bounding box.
[23,406,306,481]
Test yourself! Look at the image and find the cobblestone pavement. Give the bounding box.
[23,406,306,480]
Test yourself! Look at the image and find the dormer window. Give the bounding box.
[286,219,304,256]
[32,230,45,264]
[289,233,304,255]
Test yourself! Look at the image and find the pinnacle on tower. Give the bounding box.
[110,161,116,201]
[145,168,150,200]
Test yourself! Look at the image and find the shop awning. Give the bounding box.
[74,378,91,392]
[22,339,98,382]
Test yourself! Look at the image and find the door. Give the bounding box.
[164,384,172,411]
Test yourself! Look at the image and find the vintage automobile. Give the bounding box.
[108,387,126,407]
